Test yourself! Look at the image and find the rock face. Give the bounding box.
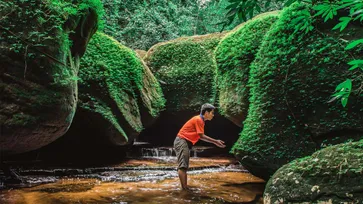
[231,3,363,180]
[137,59,166,128]
[76,32,165,145]
[215,12,279,127]
[144,32,225,112]
[139,32,243,148]
[0,0,101,154]
[264,139,363,204]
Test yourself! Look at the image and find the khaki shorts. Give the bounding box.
[173,136,190,170]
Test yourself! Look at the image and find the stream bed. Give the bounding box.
[0,154,265,203]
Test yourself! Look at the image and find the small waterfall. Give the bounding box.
[141,148,175,157]
[192,148,205,158]
[140,147,208,158]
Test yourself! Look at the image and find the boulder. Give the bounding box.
[265,139,363,203]
[139,32,243,148]
[144,32,225,112]
[232,3,363,180]
[77,32,165,145]
[215,11,280,127]
[0,0,101,154]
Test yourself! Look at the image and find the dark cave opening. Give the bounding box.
[2,109,242,163]
[138,111,242,157]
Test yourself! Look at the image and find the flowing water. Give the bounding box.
[0,147,265,203]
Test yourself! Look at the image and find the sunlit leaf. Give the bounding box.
[332,17,351,31]
[348,59,363,65]
[345,39,363,50]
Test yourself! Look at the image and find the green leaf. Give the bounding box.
[313,6,328,17]
[291,16,306,24]
[338,1,356,10]
[332,92,343,97]
[353,13,363,21]
[341,97,348,107]
[333,78,352,107]
[339,17,352,22]
[352,2,363,11]
[324,10,333,22]
[307,25,314,33]
[313,4,326,11]
[351,9,363,17]
[349,64,359,70]
[348,59,363,65]
[332,17,351,31]
[345,39,363,50]
[335,79,352,91]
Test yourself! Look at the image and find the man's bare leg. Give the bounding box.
[178,168,188,189]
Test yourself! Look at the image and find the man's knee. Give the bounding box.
[178,167,187,172]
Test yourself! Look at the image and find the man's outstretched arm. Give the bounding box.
[199,134,226,148]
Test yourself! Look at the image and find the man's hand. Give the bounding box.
[200,134,226,148]
[214,140,225,148]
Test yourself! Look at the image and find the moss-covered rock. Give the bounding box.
[144,32,225,112]
[78,32,165,145]
[215,11,280,127]
[264,139,363,203]
[137,59,166,128]
[0,0,102,154]
[232,3,363,180]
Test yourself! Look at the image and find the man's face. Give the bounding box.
[205,109,214,121]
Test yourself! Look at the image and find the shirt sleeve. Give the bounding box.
[195,118,204,135]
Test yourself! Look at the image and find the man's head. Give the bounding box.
[200,103,215,121]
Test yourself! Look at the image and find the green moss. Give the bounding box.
[265,139,363,203]
[167,32,226,54]
[81,97,127,138]
[288,139,363,176]
[232,3,363,174]
[1,0,104,59]
[145,33,224,111]
[215,12,279,121]
[80,32,162,139]
[138,61,166,118]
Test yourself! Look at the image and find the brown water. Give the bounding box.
[0,157,265,204]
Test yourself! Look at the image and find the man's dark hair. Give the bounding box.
[200,103,215,115]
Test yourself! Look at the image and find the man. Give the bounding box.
[173,103,226,190]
